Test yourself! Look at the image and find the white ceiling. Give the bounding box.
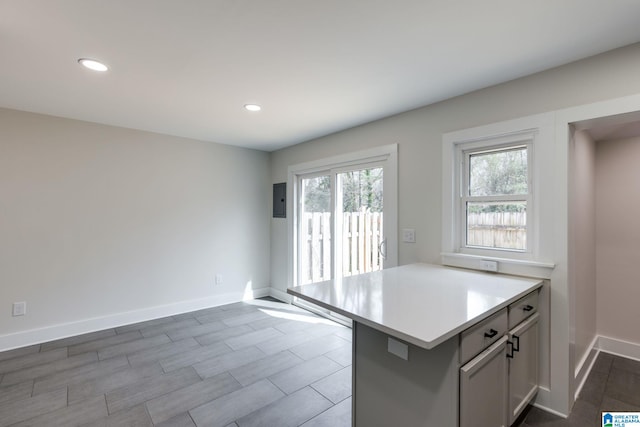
[2,1,640,152]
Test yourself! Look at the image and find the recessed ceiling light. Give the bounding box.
[78,58,108,72]
[244,104,262,112]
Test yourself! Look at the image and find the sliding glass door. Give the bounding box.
[298,174,333,285]
[337,166,385,279]
[297,163,390,286]
[288,145,397,323]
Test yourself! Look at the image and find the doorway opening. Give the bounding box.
[569,108,640,400]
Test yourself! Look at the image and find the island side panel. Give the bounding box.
[353,321,460,427]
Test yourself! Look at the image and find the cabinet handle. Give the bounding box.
[506,340,515,358]
[512,335,520,352]
[523,305,534,312]
[484,329,498,338]
[378,238,387,260]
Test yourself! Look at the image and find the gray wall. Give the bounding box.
[596,135,640,344]
[269,42,640,414]
[0,108,270,346]
[570,130,597,376]
[270,42,640,293]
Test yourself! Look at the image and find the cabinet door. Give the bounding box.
[460,336,508,427]
[508,312,539,425]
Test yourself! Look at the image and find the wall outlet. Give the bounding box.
[388,337,409,360]
[12,301,26,317]
[402,228,416,243]
[215,274,223,285]
[481,260,498,272]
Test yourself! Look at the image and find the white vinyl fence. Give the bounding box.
[300,211,383,284]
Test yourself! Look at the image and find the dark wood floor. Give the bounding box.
[0,297,638,426]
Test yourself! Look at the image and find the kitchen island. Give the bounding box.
[288,263,543,427]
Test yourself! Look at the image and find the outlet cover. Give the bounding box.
[402,228,416,243]
[12,302,26,316]
[388,337,409,360]
[481,260,499,272]
[215,274,223,285]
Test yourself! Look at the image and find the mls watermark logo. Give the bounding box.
[603,412,640,426]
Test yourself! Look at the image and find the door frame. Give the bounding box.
[287,144,398,295]
[555,93,640,415]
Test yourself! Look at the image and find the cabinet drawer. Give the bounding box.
[460,308,508,364]
[508,290,539,329]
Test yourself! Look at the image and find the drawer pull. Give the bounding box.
[506,340,515,358]
[484,329,498,339]
[512,335,520,352]
[523,305,534,312]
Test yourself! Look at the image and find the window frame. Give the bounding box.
[459,141,533,253]
[442,113,556,278]
[453,131,537,259]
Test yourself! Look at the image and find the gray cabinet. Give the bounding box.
[459,290,540,427]
[289,263,544,427]
[353,322,460,427]
[460,336,509,427]
[353,309,538,427]
[508,312,540,425]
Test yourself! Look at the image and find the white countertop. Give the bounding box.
[288,263,543,350]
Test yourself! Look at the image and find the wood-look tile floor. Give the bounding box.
[0,298,352,427]
[516,351,640,427]
[1,297,638,426]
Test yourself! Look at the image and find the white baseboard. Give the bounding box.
[0,287,271,353]
[517,335,640,420]
[250,287,271,299]
[269,287,293,303]
[533,386,569,418]
[568,335,640,408]
[574,335,599,401]
[597,335,640,362]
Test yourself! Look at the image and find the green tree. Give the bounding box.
[303,176,331,212]
[469,148,527,213]
[341,168,383,213]
[302,167,383,213]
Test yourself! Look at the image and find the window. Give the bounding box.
[450,129,535,257]
[462,144,530,252]
[442,113,555,276]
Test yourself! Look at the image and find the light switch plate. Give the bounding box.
[12,301,26,316]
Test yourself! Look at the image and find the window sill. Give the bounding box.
[440,252,555,279]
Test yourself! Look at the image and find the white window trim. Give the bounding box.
[457,134,534,255]
[442,114,555,279]
[287,144,398,290]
